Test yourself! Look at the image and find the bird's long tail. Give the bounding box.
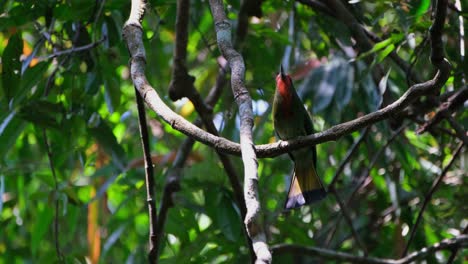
[285,162,326,210]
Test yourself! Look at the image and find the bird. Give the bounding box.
[272,65,327,210]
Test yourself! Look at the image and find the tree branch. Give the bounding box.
[41,37,106,60]
[328,127,369,188]
[417,87,468,144]
[167,0,255,258]
[123,6,450,157]
[124,0,451,160]
[135,88,158,263]
[208,1,271,262]
[329,188,368,255]
[116,26,452,159]
[271,235,468,264]
[446,226,467,264]
[168,0,195,101]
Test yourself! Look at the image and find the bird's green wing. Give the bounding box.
[302,106,317,167]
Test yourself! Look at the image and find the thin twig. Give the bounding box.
[445,114,468,145]
[351,125,407,201]
[42,129,64,262]
[328,127,370,188]
[322,124,407,249]
[416,87,468,132]
[271,235,468,264]
[329,188,368,255]
[41,38,106,60]
[446,225,468,264]
[154,138,191,260]
[135,88,158,263]
[402,142,465,256]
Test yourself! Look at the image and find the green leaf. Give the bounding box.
[2,32,23,100]
[31,203,54,256]
[413,0,431,17]
[356,34,403,61]
[376,44,395,63]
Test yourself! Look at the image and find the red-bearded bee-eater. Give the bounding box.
[272,65,327,210]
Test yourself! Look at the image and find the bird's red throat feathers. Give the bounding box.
[276,75,293,111]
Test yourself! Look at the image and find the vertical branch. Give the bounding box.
[168,0,195,101]
[209,1,271,262]
[402,142,464,256]
[42,129,64,262]
[42,36,64,261]
[168,0,255,258]
[154,138,189,260]
[124,0,157,262]
[135,89,158,263]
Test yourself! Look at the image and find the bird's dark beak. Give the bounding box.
[280,64,286,80]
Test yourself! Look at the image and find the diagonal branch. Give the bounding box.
[329,188,368,255]
[41,37,106,60]
[122,7,453,160]
[127,1,452,163]
[208,0,271,262]
[123,0,451,160]
[328,127,370,188]
[271,235,468,264]
[417,87,468,144]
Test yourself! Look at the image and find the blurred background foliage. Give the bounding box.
[0,0,466,263]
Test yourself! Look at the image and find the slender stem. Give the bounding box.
[328,127,370,188]
[42,129,64,262]
[446,226,468,264]
[329,188,368,255]
[135,88,158,263]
